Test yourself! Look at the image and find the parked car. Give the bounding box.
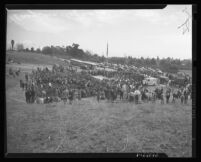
[143,77,159,86]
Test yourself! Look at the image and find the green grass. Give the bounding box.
[6,75,192,156]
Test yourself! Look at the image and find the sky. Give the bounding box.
[6,5,192,59]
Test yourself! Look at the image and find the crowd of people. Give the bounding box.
[8,67,21,78]
[17,63,192,105]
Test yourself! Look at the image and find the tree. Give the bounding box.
[85,50,93,56]
[11,40,15,50]
[16,43,24,51]
[168,64,179,73]
[36,48,41,53]
[101,55,105,62]
[42,46,52,55]
[66,45,72,53]
[72,43,79,49]
[151,58,156,66]
[66,43,82,58]
[31,47,34,52]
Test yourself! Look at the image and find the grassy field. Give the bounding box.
[6,74,192,156]
[5,52,192,157]
[6,51,67,66]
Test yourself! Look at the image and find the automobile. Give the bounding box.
[80,65,88,70]
[143,77,159,86]
[159,76,169,84]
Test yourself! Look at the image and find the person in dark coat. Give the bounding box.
[78,88,82,100]
[160,88,164,104]
[184,89,188,104]
[25,74,28,82]
[62,88,69,105]
[181,93,184,104]
[165,88,171,104]
[20,80,24,90]
[68,89,74,104]
[97,89,100,102]
[30,85,35,103]
[25,88,29,103]
[25,88,31,103]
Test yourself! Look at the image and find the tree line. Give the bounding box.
[108,56,192,73]
[9,40,192,73]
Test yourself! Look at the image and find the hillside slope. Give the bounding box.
[6,51,67,66]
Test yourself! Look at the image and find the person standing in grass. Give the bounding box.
[165,88,171,104]
[25,73,28,82]
[25,88,31,103]
[97,88,100,102]
[184,88,188,104]
[25,88,29,103]
[180,91,184,104]
[78,88,82,101]
[68,89,74,104]
[30,84,35,103]
[160,88,164,104]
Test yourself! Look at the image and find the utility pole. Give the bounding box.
[106,42,108,57]
[104,42,109,77]
[106,42,108,65]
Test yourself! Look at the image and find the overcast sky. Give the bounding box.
[6,5,192,59]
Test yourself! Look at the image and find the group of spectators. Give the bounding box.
[18,63,192,105]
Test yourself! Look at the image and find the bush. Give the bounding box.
[16,43,24,51]
[36,48,41,53]
[42,46,52,55]
[160,64,179,73]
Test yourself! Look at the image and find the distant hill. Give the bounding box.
[6,51,66,66]
[6,48,192,74]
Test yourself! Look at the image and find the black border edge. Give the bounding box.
[3,2,8,160]
[3,3,196,158]
[192,4,197,158]
[4,4,167,10]
[5,153,168,158]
